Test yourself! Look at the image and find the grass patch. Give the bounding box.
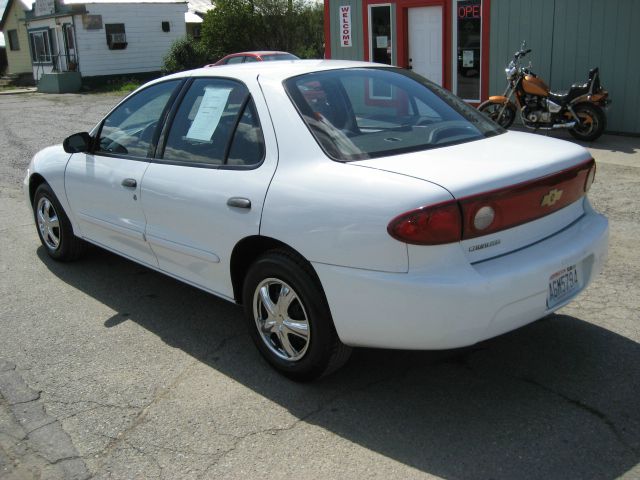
[85,78,143,94]
[0,85,36,93]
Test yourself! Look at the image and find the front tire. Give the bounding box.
[569,103,606,142]
[243,250,351,381]
[33,183,86,261]
[478,100,517,129]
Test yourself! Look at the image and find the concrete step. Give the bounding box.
[0,73,36,87]
[0,74,19,83]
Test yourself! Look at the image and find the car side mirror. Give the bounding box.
[63,132,92,153]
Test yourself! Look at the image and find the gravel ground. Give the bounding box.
[0,92,639,480]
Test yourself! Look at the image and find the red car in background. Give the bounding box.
[206,51,299,67]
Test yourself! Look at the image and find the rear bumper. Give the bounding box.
[314,207,608,350]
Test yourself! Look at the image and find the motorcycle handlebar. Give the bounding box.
[514,48,532,59]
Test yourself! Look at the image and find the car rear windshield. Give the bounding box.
[284,67,504,161]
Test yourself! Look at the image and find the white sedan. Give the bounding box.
[24,60,608,380]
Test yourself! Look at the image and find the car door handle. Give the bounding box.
[227,197,251,209]
[121,178,137,188]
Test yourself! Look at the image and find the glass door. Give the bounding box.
[62,24,77,71]
[454,0,482,101]
[369,5,393,65]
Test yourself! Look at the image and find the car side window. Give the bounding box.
[96,80,180,158]
[227,100,265,166]
[162,78,264,167]
[226,56,244,64]
[244,56,258,63]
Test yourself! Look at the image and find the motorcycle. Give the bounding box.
[478,42,610,141]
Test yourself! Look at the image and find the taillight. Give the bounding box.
[387,201,462,245]
[585,162,596,192]
[388,158,595,245]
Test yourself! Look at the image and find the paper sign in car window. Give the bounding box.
[186,87,232,142]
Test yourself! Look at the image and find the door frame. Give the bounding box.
[396,0,451,91]
[451,0,491,104]
[364,2,395,66]
[360,0,490,101]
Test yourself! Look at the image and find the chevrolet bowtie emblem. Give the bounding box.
[541,188,563,207]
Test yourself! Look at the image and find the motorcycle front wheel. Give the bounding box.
[477,101,517,129]
[569,103,606,142]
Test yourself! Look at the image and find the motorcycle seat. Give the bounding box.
[548,67,599,105]
[549,83,590,105]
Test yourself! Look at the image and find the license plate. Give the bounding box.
[547,264,580,308]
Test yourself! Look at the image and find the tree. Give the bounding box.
[201,0,324,61]
[201,0,259,61]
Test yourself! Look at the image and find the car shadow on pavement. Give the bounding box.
[38,246,640,480]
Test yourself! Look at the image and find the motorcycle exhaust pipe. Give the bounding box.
[524,121,576,131]
[552,122,577,129]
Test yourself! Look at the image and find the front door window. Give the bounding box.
[96,80,180,158]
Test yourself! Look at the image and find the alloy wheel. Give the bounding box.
[36,197,61,250]
[253,278,311,362]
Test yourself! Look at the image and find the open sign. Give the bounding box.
[458,3,481,19]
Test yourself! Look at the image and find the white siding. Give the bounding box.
[73,2,187,77]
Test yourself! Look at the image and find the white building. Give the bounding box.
[24,0,189,89]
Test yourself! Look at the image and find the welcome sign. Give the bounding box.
[340,5,352,47]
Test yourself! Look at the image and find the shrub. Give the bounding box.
[162,37,212,74]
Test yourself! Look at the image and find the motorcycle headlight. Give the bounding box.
[505,66,517,80]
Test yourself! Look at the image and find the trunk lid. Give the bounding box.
[352,131,594,262]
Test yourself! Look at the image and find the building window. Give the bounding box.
[8,30,20,51]
[30,30,51,63]
[161,21,170,32]
[105,24,127,50]
[455,0,482,101]
[369,5,392,65]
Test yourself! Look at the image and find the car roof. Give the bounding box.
[158,59,391,85]
[230,51,293,56]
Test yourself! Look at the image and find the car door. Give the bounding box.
[140,76,278,299]
[65,80,182,266]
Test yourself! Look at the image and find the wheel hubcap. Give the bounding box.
[36,197,61,250]
[485,104,511,126]
[253,278,310,362]
[576,112,596,134]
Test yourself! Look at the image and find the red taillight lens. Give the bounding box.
[460,158,594,240]
[387,201,462,245]
[585,162,596,192]
[388,158,595,245]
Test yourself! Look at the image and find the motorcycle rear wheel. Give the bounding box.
[478,101,517,129]
[569,103,606,142]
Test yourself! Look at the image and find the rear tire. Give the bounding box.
[242,249,351,381]
[33,183,86,261]
[478,100,517,129]
[569,103,606,142]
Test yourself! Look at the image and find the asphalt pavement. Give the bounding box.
[0,92,639,479]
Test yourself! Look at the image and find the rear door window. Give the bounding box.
[161,78,265,167]
[225,56,244,64]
